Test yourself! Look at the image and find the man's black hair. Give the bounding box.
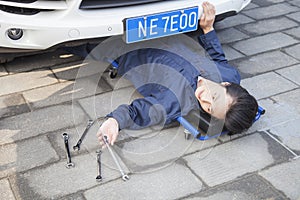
[225,83,258,135]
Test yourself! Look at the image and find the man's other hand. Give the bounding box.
[200,2,216,34]
[97,118,119,148]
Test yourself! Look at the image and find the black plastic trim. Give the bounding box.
[215,11,237,22]
[80,0,166,9]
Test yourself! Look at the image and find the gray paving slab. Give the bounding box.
[276,64,300,85]
[0,178,16,200]
[239,17,298,36]
[243,2,259,10]
[222,45,244,61]
[272,89,300,114]
[184,175,285,200]
[214,14,254,30]
[252,0,286,7]
[243,3,298,20]
[259,158,300,200]
[287,11,300,23]
[217,28,249,44]
[23,75,111,109]
[0,94,30,119]
[52,59,109,82]
[232,32,298,56]
[247,97,300,133]
[265,0,285,3]
[184,133,285,187]
[0,104,87,145]
[9,153,122,200]
[269,118,300,152]
[0,65,8,76]
[241,72,298,99]
[58,193,85,200]
[0,69,58,96]
[235,51,298,76]
[285,27,300,39]
[111,126,218,173]
[284,44,300,60]
[78,86,142,119]
[289,0,300,7]
[267,89,300,151]
[5,50,81,73]
[0,136,59,178]
[84,162,203,200]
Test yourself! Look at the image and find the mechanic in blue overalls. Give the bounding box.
[96,2,258,147]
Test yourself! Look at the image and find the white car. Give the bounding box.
[0,0,251,62]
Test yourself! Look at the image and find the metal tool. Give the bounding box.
[96,149,102,182]
[184,129,191,140]
[103,135,129,181]
[62,133,75,168]
[73,119,94,151]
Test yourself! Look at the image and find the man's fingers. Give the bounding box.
[201,13,205,20]
[98,137,108,149]
[203,1,209,12]
[111,133,118,146]
[97,136,101,143]
[203,1,215,15]
[96,131,101,138]
[99,140,104,146]
[96,118,119,148]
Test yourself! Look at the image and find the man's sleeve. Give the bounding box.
[106,97,167,130]
[198,30,227,64]
[198,30,241,84]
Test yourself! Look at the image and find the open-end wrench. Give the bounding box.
[73,119,94,151]
[62,133,75,168]
[103,135,129,181]
[96,149,102,182]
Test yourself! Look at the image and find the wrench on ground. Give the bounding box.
[62,133,75,168]
[103,135,129,181]
[73,119,94,151]
[96,149,103,182]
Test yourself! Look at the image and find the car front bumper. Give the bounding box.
[0,0,251,52]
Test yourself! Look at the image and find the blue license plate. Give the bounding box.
[125,7,199,43]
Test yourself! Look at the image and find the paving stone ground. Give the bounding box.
[1,1,300,199]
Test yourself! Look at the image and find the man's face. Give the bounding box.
[195,78,233,119]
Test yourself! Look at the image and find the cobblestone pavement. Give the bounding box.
[1,0,300,199]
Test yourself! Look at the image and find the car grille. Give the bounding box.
[0,0,67,15]
[79,0,166,9]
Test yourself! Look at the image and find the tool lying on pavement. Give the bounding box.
[96,149,103,182]
[62,133,75,168]
[73,119,95,151]
[103,135,130,181]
